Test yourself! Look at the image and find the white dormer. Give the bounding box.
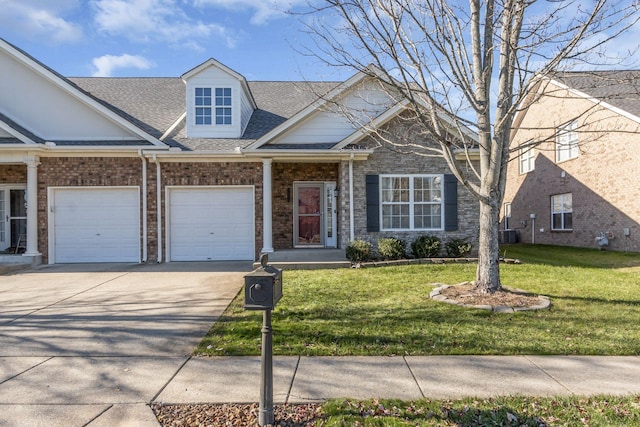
[181,59,256,139]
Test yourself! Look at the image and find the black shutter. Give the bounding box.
[366,174,380,232]
[444,174,458,231]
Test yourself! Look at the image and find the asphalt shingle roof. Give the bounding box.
[69,78,338,151]
[552,70,640,118]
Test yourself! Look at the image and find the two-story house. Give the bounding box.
[503,70,640,252]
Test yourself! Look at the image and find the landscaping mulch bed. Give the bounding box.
[152,403,324,427]
[438,283,543,308]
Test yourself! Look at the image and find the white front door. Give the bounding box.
[293,182,337,248]
[0,186,27,252]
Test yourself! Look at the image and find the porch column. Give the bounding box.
[24,156,41,257]
[261,158,274,253]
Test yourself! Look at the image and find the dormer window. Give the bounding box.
[183,58,255,138]
[215,88,232,125]
[195,88,212,125]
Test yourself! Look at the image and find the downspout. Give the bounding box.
[349,152,355,242]
[152,154,163,263]
[139,150,147,262]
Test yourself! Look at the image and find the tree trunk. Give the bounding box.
[475,198,502,293]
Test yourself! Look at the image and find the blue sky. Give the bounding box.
[0,0,638,83]
[0,0,343,81]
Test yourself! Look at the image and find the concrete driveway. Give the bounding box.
[0,261,250,427]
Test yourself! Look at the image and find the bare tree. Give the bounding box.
[300,0,639,293]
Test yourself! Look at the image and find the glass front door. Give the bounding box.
[294,184,323,247]
[293,182,337,248]
[0,187,27,252]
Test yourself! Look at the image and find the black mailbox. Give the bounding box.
[244,264,282,310]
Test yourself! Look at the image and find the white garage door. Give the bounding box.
[52,187,140,263]
[169,187,254,261]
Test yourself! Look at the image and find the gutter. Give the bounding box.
[349,152,355,241]
[151,154,163,263]
[139,150,148,263]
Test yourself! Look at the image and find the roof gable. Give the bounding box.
[0,38,166,147]
[549,70,640,122]
[246,67,399,150]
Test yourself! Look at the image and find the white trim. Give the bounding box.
[181,58,257,110]
[262,159,274,253]
[379,174,445,231]
[519,144,535,174]
[333,100,410,149]
[548,77,640,125]
[0,121,36,144]
[293,182,326,248]
[160,112,186,141]
[245,69,375,150]
[154,157,162,263]
[0,39,168,147]
[555,120,579,163]
[24,157,40,256]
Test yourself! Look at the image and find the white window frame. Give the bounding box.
[556,120,579,163]
[215,87,232,125]
[380,174,444,231]
[519,144,535,174]
[194,87,212,126]
[551,193,573,231]
[503,202,512,230]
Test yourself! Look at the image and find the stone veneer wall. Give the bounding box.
[339,144,480,256]
[272,163,339,249]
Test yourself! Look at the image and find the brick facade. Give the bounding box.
[37,157,143,263]
[504,82,640,252]
[272,162,339,249]
[339,143,480,255]
[158,161,263,260]
[0,165,27,184]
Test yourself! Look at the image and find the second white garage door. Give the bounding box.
[168,187,255,261]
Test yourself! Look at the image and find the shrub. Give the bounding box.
[345,239,372,263]
[446,238,473,258]
[411,235,442,258]
[377,237,407,260]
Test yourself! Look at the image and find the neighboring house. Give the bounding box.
[0,38,479,265]
[503,70,640,252]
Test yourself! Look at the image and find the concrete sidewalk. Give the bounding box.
[3,355,640,426]
[156,355,640,405]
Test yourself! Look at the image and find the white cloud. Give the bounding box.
[91,0,236,49]
[91,53,153,77]
[195,0,307,25]
[0,0,83,43]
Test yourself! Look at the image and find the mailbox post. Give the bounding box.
[244,254,282,427]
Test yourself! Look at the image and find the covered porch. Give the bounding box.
[253,248,349,270]
[0,155,41,266]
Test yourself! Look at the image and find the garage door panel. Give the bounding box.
[52,188,140,263]
[169,187,254,261]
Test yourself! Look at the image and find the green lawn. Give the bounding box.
[318,395,640,426]
[196,245,640,356]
